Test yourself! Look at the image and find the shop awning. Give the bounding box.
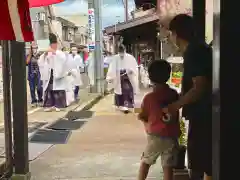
[105,13,158,34]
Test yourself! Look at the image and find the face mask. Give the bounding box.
[72,51,77,55]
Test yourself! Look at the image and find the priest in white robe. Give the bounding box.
[38,33,69,112]
[69,46,84,101]
[106,45,139,113]
[64,49,75,106]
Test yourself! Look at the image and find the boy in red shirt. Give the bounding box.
[137,60,180,180]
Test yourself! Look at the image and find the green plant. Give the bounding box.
[179,119,187,146]
[172,71,183,78]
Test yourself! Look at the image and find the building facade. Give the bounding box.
[59,15,89,46]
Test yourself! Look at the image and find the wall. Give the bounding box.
[30,8,48,40]
[31,21,47,40]
[157,0,213,43]
[60,15,89,45]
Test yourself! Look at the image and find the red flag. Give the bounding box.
[0,0,34,42]
[29,0,64,8]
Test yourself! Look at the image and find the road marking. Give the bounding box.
[0,107,42,127]
[27,107,42,115]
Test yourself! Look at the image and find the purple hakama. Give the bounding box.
[114,69,134,108]
[43,70,67,108]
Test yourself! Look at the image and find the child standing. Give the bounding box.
[137,60,180,180]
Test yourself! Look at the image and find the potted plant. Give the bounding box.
[174,118,187,169]
[171,71,182,86]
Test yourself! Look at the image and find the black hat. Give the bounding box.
[49,33,57,44]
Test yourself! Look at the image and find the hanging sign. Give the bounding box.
[88,8,95,50]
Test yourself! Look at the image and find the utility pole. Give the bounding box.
[123,0,128,22]
[44,6,64,48]
[113,15,120,54]
[88,0,104,94]
[94,0,104,95]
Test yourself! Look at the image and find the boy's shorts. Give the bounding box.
[141,135,178,167]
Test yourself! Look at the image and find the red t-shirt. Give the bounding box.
[140,85,180,137]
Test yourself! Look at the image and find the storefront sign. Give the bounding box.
[88,8,95,50]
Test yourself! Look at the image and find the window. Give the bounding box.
[85,36,88,45]
[62,27,68,41]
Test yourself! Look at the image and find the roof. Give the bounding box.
[56,17,76,28]
[104,12,159,34]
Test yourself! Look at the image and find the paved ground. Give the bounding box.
[30,92,164,180]
[0,72,98,164]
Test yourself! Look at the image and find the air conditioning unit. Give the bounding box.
[36,12,46,23]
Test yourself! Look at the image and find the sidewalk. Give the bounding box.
[0,73,91,123]
[30,93,163,180]
[0,86,99,156]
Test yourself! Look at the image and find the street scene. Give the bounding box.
[0,0,219,180]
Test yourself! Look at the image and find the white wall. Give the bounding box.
[157,0,213,43]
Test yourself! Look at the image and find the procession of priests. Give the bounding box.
[28,33,139,113]
[30,33,85,112]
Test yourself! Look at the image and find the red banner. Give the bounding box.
[0,0,33,42]
[29,0,64,8]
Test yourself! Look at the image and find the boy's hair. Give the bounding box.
[148,60,171,84]
[169,14,195,41]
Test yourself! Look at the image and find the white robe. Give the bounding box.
[68,54,84,86]
[38,50,68,102]
[86,53,95,86]
[106,53,139,95]
[64,53,75,105]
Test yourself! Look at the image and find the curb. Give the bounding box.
[43,93,105,129]
[0,93,106,130]
[73,94,103,112]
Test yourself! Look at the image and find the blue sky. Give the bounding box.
[53,0,135,27]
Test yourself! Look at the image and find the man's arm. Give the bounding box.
[174,45,212,109]
[26,54,32,64]
[175,76,208,108]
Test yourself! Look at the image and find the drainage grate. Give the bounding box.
[47,119,86,130]
[29,129,71,144]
